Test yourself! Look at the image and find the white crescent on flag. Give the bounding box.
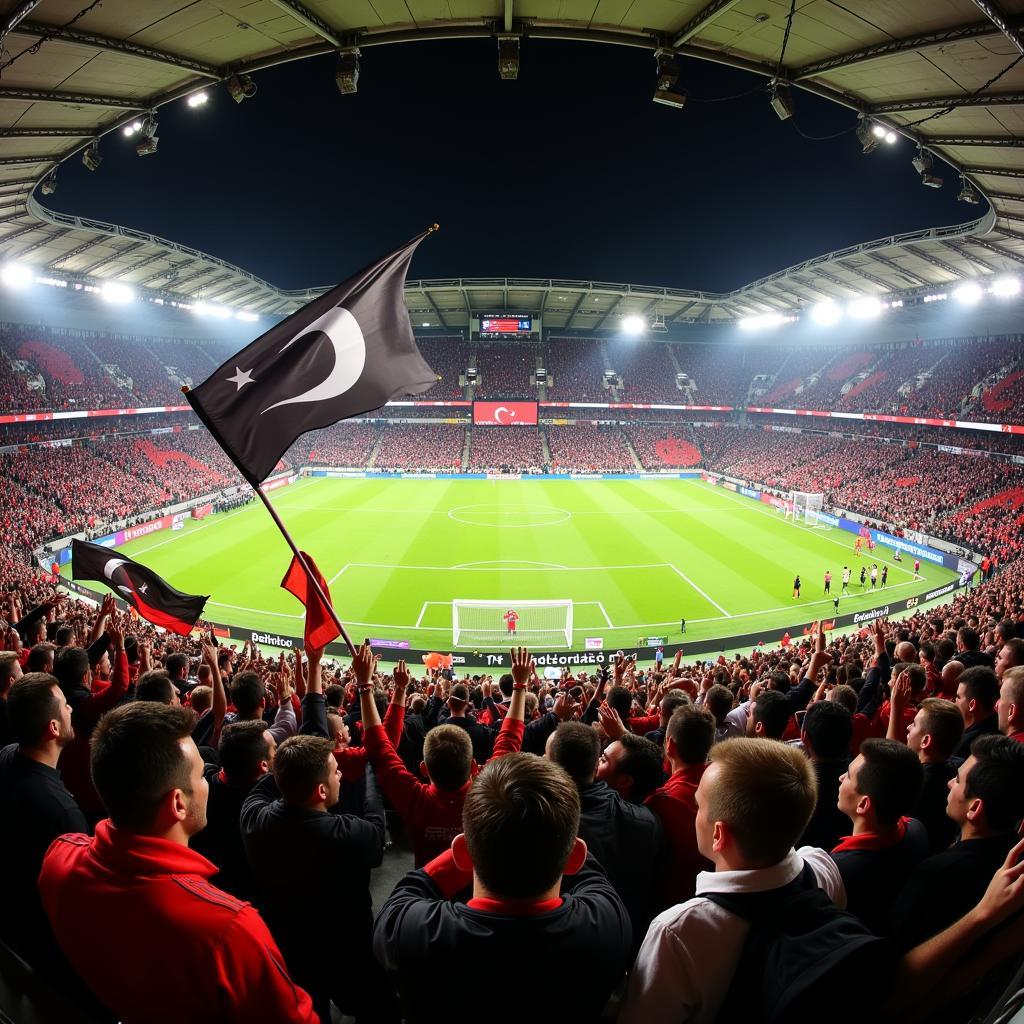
[262,306,367,414]
[103,558,128,580]
[494,405,513,424]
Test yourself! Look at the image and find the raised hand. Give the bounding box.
[598,701,626,740]
[510,646,533,688]
[553,691,577,722]
[352,638,378,690]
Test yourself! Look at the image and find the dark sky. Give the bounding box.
[46,39,970,294]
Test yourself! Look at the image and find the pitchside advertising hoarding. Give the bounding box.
[472,400,539,426]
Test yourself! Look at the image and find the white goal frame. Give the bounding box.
[452,598,573,648]
[787,491,829,529]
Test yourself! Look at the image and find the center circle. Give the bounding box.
[447,503,572,528]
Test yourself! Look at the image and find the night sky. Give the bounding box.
[46,39,970,294]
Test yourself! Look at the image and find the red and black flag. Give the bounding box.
[72,539,208,636]
[281,551,340,653]
[184,228,438,486]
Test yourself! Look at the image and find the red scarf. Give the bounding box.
[466,895,563,916]
[832,816,910,853]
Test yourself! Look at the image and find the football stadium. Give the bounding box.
[2,2,1024,1023]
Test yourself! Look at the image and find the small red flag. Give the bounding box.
[281,551,340,653]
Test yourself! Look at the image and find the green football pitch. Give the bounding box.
[94,476,956,653]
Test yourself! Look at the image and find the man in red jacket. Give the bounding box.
[38,701,317,1024]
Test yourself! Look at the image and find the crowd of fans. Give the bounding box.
[373,424,466,471]
[467,427,545,472]
[473,343,538,398]
[546,424,637,472]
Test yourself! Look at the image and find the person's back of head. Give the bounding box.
[136,670,178,705]
[895,662,927,700]
[768,670,792,695]
[704,683,733,724]
[958,665,1000,719]
[659,689,690,726]
[935,637,956,664]
[91,702,200,833]
[189,685,212,716]
[422,723,473,791]
[448,683,470,714]
[410,695,426,715]
[996,619,1017,644]
[700,738,817,869]
[53,624,75,648]
[25,642,55,674]
[909,697,964,762]
[324,682,344,711]
[845,738,922,828]
[957,626,980,653]
[462,753,581,899]
[164,652,189,680]
[497,673,514,699]
[230,671,265,718]
[606,685,632,721]
[666,704,714,766]
[218,720,273,785]
[53,645,90,696]
[7,673,69,749]
[272,734,337,807]
[802,701,852,760]
[547,721,601,786]
[959,734,1024,834]
[829,684,858,715]
[752,689,792,740]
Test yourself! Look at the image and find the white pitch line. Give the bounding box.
[597,601,613,627]
[326,563,351,585]
[331,561,672,572]
[695,481,918,579]
[414,601,429,628]
[667,563,731,617]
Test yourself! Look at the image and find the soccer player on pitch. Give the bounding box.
[823,570,832,595]
[854,537,863,557]
[859,566,867,587]
[842,566,851,594]
[792,575,801,599]
[504,608,519,636]
[870,564,878,589]
[881,565,888,589]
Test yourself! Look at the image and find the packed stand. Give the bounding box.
[473,343,537,398]
[607,340,680,403]
[625,424,703,468]
[373,424,465,471]
[544,337,608,401]
[289,423,381,467]
[545,423,636,472]
[414,336,471,399]
[467,426,545,472]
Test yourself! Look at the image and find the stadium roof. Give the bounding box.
[2,1,1024,324]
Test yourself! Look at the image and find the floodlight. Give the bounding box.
[497,36,519,80]
[872,124,886,139]
[912,147,943,188]
[197,303,231,319]
[769,82,794,121]
[739,312,784,330]
[847,296,883,319]
[991,275,1020,297]
[135,115,158,156]
[957,175,980,204]
[421,321,430,327]
[40,169,57,195]
[122,120,143,137]
[100,281,133,304]
[187,91,208,108]
[653,50,686,108]
[2,263,32,288]
[336,50,360,94]
[226,74,257,103]
[953,281,983,305]
[811,300,841,326]
[856,118,888,154]
[235,310,259,322]
[82,140,101,171]
[621,315,646,336]
[884,130,897,144]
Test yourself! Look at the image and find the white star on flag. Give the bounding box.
[227,367,256,390]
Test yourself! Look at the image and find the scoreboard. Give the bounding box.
[475,312,536,339]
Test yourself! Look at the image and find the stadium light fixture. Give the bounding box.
[953,281,983,305]
[226,74,257,103]
[847,296,883,319]
[39,169,57,195]
[421,321,430,327]
[336,50,360,94]
[187,91,208,108]
[135,115,158,156]
[1,263,32,288]
[122,119,143,137]
[769,81,794,121]
[810,300,842,326]
[856,118,895,154]
[653,50,686,109]
[497,36,519,80]
[911,147,942,188]
[991,275,1021,298]
[100,281,134,304]
[82,140,101,172]
[235,310,259,322]
[957,175,980,205]
[194,302,231,319]
[621,314,646,336]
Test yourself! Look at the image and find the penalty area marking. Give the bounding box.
[450,560,571,570]
[666,563,731,617]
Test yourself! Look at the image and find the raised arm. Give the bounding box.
[204,639,227,746]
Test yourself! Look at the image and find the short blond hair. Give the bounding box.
[1004,666,1024,707]
[189,685,212,715]
[706,738,817,865]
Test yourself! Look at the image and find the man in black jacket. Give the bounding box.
[953,666,1001,759]
[547,721,665,952]
[889,734,1024,947]
[373,752,632,1023]
[798,699,852,851]
[905,697,963,852]
[241,640,390,1023]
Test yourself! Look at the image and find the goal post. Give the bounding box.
[452,599,573,648]
[787,491,829,529]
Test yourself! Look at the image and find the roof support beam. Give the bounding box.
[986,190,1024,202]
[0,87,145,110]
[945,240,999,273]
[924,135,1024,147]
[1,1,41,42]
[0,154,55,166]
[837,261,891,290]
[672,0,743,47]
[169,266,219,290]
[266,0,345,47]
[0,128,94,139]
[140,262,188,287]
[971,0,1024,54]
[866,252,931,287]
[594,295,625,330]
[902,244,962,277]
[504,0,513,33]
[0,223,42,246]
[669,301,699,322]
[964,165,1024,178]
[793,21,1004,80]
[966,236,1024,265]
[419,288,447,329]
[565,290,589,329]
[194,272,235,295]
[15,21,222,78]
[871,91,1024,114]
[0,177,37,191]
[12,226,69,259]
[79,240,147,276]
[46,235,107,268]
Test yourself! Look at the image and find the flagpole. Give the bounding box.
[251,485,358,657]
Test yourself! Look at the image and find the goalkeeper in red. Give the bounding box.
[504,608,520,635]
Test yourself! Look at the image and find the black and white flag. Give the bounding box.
[186,228,437,485]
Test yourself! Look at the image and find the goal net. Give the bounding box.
[452,599,573,648]
[787,491,829,529]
